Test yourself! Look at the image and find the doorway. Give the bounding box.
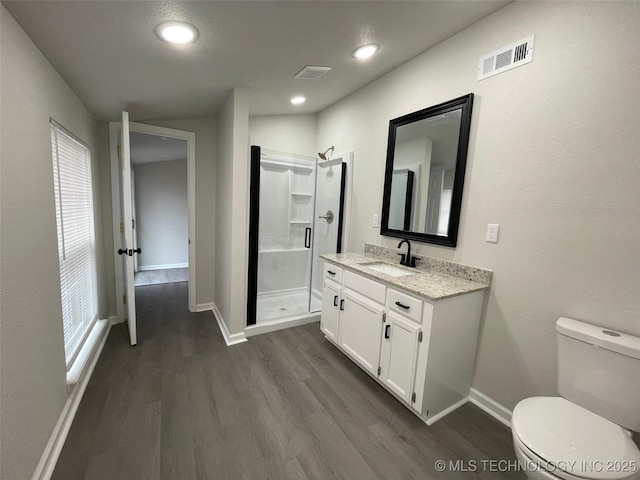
[130,132,188,287]
[109,120,196,342]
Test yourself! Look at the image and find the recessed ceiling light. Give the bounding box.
[352,44,379,59]
[291,96,306,105]
[157,22,198,44]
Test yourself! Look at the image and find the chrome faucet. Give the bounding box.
[397,239,416,267]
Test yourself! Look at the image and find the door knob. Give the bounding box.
[117,248,127,255]
[133,248,141,254]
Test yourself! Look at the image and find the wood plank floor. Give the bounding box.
[53,282,524,480]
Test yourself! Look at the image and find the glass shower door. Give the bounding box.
[254,149,317,324]
[310,158,346,312]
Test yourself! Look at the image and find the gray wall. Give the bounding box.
[249,114,318,157]
[134,159,188,269]
[215,88,250,335]
[99,117,217,313]
[317,1,640,410]
[0,6,106,479]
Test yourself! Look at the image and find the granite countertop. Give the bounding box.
[321,252,490,302]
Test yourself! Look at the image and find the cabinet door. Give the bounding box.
[338,289,384,375]
[379,311,420,403]
[320,280,341,343]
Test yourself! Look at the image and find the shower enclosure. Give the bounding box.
[247,146,346,326]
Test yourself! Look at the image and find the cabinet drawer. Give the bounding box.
[343,270,386,304]
[324,263,343,283]
[386,288,423,324]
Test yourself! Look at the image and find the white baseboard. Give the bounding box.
[108,315,123,325]
[194,302,214,313]
[210,303,247,346]
[425,397,469,426]
[245,313,320,337]
[137,263,188,272]
[468,387,513,429]
[32,320,112,480]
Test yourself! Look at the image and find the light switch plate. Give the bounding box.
[486,224,499,243]
[372,214,379,228]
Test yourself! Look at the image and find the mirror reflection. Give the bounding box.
[387,109,461,235]
[381,93,473,247]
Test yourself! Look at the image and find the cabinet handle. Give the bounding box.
[340,299,344,311]
[327,270,336,275]
[333,295,338,307]
[384,324,391,339]
[395,301,410,310]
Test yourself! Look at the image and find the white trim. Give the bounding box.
[65,319,109,386]
[108,315,122,325]
[425,397,469,426]
[211,303,247,346]
[245,313,320,337]
[31,320,111,480]
[195,302,214,313]
[468,387,513,428]
[137,263,188,272]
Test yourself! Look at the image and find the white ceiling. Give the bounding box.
[130,131,186,165]
[3,1,509,122]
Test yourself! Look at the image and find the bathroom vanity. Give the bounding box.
[320,244,491,425]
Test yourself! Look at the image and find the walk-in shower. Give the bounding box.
[247,146,347,327]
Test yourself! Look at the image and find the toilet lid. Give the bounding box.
[512,397,640,480]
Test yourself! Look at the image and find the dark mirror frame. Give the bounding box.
[381,93,474,248]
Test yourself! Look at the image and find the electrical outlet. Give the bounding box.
[372,214,379,228]
[486,224,500,243]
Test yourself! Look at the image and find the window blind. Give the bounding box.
[50,121,98,369]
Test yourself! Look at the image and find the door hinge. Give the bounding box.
[418,330,423,342]
[382,312,386,323]
[411,392,416,403]
[120,222,124,233]
[377,366,381,376]
[123,294,127,305]
[117,145,121,158]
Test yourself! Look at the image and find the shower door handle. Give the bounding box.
[304,227,311,248]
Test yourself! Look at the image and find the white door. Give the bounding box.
[320,280,341,343]
[380,311,420,403]
[338,289,384,375]
[119,111,137,345]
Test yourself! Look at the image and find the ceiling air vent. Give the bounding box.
[477,35,534,81]
[294,66,332,80]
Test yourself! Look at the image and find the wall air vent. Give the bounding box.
[294,66,332,80]
[477,35,534,81]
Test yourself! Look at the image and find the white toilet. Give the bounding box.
[512,317,640,480]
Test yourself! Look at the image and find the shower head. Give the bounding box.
[318,146,334,161]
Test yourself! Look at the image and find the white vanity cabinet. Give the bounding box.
[379,310,421,403]
[339,288,384,375]
[320,279,341,343]
[320,261,484,425]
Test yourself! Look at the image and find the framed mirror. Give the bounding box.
[381,93,474,247]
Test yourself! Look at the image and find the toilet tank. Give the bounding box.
[556,317,640,432]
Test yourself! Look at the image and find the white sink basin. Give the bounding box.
[365,263,415,277]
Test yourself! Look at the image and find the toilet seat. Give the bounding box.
[512,397,640,480]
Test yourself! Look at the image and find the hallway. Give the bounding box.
[52,282,520,479]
